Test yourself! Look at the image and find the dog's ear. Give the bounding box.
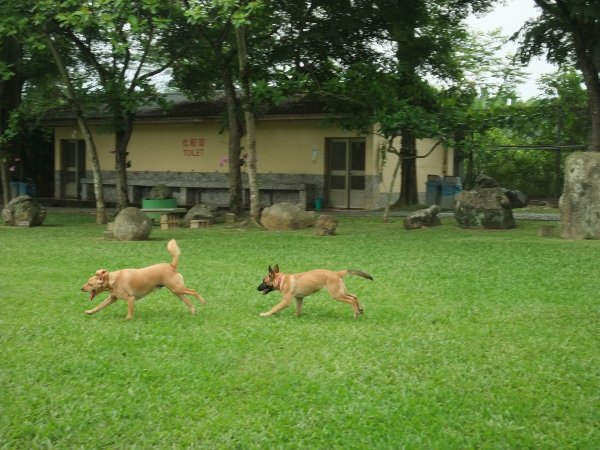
[95,269,108,280]
[273,264,279,273]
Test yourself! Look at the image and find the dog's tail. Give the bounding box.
[167,239,181,269]
[345,270,373,281]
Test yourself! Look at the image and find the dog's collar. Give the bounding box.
[274,273,285,290]
[102,272,112,291]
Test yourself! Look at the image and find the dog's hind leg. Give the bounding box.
[327,281,362,318]
[85,295,117,316]
[346,293,364,318]
[331,294,362,318]
[181,287,206,305]
[173,293,198,315]
[168,277,207,306]
[170,285,206,313]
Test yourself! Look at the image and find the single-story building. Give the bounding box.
[47,94,457,209]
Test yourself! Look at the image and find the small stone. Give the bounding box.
[315,214,338,236]
[404,205,441,230]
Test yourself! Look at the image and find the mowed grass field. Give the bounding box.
[0,210,598,449]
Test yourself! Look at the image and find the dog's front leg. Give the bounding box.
[260,294,292,317]
[295,297,304,316]
[125,296,136,320]
[85,295,117,315]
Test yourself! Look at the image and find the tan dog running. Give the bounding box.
[257,264,373,318]
[81,239,206,320]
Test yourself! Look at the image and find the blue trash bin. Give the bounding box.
[10,178,36,198]
[425,175,442,206]
[440,176,462,209]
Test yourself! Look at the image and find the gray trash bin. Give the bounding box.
[425,175,442,206]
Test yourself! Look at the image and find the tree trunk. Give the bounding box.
[394,130,419,207]
[75,116,107,223]
[577,57,600,152]
[46,35,107,223]
[114,121,133,211]
[221,65,244,215]
[383,151,402,223]
[0,37,24,206]
[235,24,260,225]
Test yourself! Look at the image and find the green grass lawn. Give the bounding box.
[1,211,598,449]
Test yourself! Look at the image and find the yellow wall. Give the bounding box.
[54,118,453,203]
[55,119,376,174]
[374,135,452,194]
[253,121,366,174]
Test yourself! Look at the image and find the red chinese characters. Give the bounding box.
[182,137,205,156]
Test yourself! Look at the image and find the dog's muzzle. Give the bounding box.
[257,282,274,295]
[83,287,97,301]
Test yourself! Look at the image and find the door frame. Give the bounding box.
[325,137,366,209]
[60,139,86,199]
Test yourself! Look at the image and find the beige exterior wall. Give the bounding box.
[253,121,367,174]
[54,117,453,207]
[375,135,452,196]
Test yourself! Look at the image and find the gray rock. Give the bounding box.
[113,207,152,240]
[475,174,500,188]
[2,195,46,226]
[404,205,441,229]
[183,203,219,227]
[504,189,528,208]
[454,188,515,229]
[560,151,600,239]
[315,214,338,236]
[260,202,316,231]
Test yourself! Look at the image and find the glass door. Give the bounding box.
[327,138,366,208]
[61,140,85,198]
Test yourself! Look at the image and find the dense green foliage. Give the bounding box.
[469,69,588,198]
[0,0,597,207]
[1,212,598,448]
[517,0,600,151]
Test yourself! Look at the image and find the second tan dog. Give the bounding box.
[81,239,206,320]
[257,264,373,318]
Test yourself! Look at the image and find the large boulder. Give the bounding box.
[2,195,46,226]
[260,202,316,231]
[183,203,219,227]
[113,207,152,241]
[404,205,441,230]
[504,189,528,208]
[560,152,600,239]
[475,174,527,208]
[454,188,516,229]
[474,173,501,188]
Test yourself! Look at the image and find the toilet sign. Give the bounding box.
[182,137,205,156]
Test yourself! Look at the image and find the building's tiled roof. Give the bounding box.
[44,93,337,124]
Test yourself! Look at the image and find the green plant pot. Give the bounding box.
[142,198,177,222]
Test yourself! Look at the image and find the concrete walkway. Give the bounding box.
[36,205,560,222]
[320,209,560,221]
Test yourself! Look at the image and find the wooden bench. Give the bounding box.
[141,207,187,229]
